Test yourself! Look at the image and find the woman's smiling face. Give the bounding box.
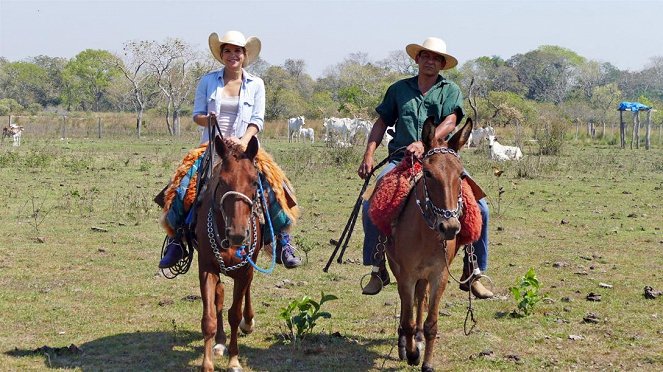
[221,44,246,68]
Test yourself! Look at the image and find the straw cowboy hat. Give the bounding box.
[405,37,458,70]
[208,31,261,67]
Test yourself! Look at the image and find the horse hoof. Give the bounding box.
[228,368,243,372]
[213,343,226,357]
[397,332,406,360]
[407,346,421,366]
[239,318,255,334]
[421,363,434,372]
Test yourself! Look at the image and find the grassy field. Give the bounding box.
[0,125,662,371]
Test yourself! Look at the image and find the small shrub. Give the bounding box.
[26,103,42,116]
[279,291,338,345]
[510,267,541,316]
[23,151,53,168]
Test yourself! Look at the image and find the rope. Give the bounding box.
[245,175,277,274]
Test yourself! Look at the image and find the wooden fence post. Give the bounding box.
[619,110,625,148]
[97,117,102,139]
[62,115,67,139]
[645,110,651,150]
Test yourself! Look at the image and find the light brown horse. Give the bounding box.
[194,135,262,372]
[386,117,473,372]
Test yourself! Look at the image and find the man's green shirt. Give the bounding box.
[376,75,464,161]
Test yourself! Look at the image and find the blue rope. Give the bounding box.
[244,175,277,274]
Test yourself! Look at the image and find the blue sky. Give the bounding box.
[1,0,661,78]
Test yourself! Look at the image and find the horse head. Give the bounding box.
[419,117,473,240]
[213,135,260,246]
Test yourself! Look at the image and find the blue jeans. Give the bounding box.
[362,164,489,273]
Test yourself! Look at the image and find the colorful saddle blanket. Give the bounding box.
[368,158,482,246]
[161,143,299,237]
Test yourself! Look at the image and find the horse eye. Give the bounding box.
[423,170,432,178]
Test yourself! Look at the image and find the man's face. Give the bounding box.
[416,50,446,76]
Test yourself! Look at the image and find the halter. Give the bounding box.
[207,176,260,274]
[414,147,463,230]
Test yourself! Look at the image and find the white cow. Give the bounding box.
[298,127,314,143]
[350,118,372,145]
[487,135,523,161]
[287,116,305,142]
[2,124,24,147]
[323,117,352,147]
[467,126,495,148]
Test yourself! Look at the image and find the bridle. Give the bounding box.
[413,147,463,230]
[206,171,260,275]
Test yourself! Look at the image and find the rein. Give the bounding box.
[323,146,408,272]
[412,147,463,230]
[205,158,277,275]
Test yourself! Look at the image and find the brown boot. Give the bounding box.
[362,266,390,295]
[460,279,494,299]
[459,255,493,299]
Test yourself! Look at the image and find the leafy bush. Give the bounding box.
[510,268,541,316]
[26,103,42,115]
[279,291,338,345]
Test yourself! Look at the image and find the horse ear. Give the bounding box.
[421,116,436,150]
[213,134,226,158]
[448,118,473,151]
[244,136,259,160]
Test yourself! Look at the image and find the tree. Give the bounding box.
[30,55,67,107]
[377,50,417,76]
[150,38,205,135]
[0,61,50,107]
[117,41,160,137]
[62,49,121,111]
[508,45,584,104]
[262,66,303,120]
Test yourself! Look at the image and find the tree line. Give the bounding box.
[1,38,662,138]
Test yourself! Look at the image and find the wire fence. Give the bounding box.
[1,114,201,140]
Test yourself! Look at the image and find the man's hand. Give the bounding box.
[406,141,425,158]
[357,155,374,179]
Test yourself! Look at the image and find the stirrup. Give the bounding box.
[160,235,194,279]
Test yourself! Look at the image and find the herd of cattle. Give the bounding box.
[287,116,523,161]
[1,124,24,147]
[0,118,523,160]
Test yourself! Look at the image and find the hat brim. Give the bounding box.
[208,33,261,67]
[406,44,458,70]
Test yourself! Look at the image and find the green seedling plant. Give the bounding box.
[510,267,541,316]
[279,291,338,345]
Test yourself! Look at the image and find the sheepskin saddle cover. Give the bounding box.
[368,158,482,246]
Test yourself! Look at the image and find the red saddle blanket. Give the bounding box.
[368,158,482,246]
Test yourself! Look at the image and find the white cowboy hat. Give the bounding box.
[208,31,261,67]
[405,37,458,70]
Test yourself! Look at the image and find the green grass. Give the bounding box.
[1,131,662,371]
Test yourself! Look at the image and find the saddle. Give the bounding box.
[367,158,483,246]
[154,143,300,238]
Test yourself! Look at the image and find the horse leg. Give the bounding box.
[397,278,420,366]
[414,279,427,356]
[227,277,249,371]
[421,273,447,372]
[213,280,227,357]
[240,271,255,334]
[200,270,220,372]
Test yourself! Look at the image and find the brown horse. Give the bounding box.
[386,117,473,372]
[194,135,262,372]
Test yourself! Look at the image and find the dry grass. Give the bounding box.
[0,123,662,371]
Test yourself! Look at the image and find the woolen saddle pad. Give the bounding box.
[368,158,482,246]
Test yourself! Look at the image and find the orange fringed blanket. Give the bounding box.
[368,159,482,246]
[160,143,299,237]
